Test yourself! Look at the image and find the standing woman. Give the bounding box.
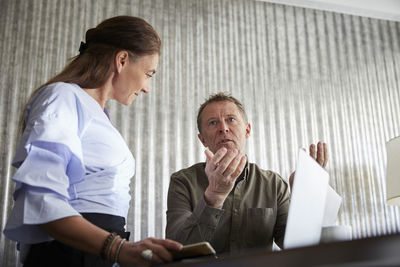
[3,16,182,266]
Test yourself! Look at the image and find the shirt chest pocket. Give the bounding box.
[243,208,276,247]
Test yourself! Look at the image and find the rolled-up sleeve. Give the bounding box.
[3,142,83,244]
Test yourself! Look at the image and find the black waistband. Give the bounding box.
[81,213,130,240]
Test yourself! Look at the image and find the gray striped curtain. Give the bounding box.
[1,0,399,265]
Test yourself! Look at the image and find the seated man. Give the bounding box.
[166,93,327,254]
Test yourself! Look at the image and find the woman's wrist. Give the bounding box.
[100,232,118,260]
[113,238,126,263]
[100,232,128,263]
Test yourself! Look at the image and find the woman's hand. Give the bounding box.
[118,237,182,266]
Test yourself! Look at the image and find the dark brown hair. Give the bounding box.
[197,92,248,133]
[20,16,161,131]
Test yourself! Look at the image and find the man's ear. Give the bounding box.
[115,50,129,74]
[198,133,208,148]
[245,123,251,139]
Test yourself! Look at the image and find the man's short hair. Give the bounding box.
[197,92,248,133]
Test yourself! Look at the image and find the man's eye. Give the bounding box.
[228,117,235,122]
[208,121,216,126]
[146,74,153,78]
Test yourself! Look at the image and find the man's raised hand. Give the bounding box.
[204,147,246,208]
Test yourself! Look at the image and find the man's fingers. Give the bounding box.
[289,172,295,190]
[320,143,328,168]
[205,149,214,163]
[230,154,247,180]
[311,142,328,168]
[212,147,228,165]
[223,152,244,177]
[205,148,225,171]
[317,142,324,165]
[322,142,328,167]
[310,144,316,159]
[215,149,238,174]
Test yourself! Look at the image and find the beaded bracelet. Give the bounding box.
[114,238,126,264]
[100,232,117,260]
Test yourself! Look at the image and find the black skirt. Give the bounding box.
[23,213,130,267]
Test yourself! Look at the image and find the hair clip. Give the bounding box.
[79,41,88,54]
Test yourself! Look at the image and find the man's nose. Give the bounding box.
[218,121,229,133]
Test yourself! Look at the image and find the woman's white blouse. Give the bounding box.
[3,82,135,245]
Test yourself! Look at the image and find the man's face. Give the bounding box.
[198,101,251,154]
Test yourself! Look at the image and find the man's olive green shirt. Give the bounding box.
[166,162,290,254]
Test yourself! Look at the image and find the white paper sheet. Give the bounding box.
[322,185,342,227]
[284,149,329,249]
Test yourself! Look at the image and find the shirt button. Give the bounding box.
[233,208,238,214]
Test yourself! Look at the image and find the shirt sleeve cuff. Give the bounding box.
[193,196,225,228]
[3,185,81,244]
